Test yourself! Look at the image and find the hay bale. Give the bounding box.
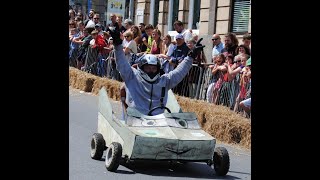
[92,77,122,101]
[177,95,251,149]
[69,67,98,92]
[69,67,79,86]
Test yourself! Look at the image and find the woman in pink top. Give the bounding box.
[150,29,163,55]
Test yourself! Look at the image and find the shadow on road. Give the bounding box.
[116,169,136,174]
[228,170,251,175]
[117,160,242,179]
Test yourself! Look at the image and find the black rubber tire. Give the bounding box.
[90,133,106,160]
[105,142,123,172]
[213,147,230,176]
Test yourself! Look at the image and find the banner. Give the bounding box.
[106,0,125,25]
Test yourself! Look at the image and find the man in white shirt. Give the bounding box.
[211,34,224,61]
[173,20,193,42]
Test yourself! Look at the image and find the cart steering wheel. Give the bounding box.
[147,106,171,116]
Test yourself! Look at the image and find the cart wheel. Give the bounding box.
[213,147,230,176]
[90,133,105,160]
[105,142,122,172]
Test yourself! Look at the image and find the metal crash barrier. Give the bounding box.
[70,45,250,118]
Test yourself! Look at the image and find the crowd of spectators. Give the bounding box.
[69,8,252,118]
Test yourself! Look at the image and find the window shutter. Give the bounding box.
[232,0,251,33]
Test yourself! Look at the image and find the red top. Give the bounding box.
[92,35,108,53]
[151,45,160,54]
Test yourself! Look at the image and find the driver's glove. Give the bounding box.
[108,22,122,46]
[188,38,205,59]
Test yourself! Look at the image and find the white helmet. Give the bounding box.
[138,54,161,83]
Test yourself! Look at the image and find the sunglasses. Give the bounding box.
[124,36,130,38]
[94,18,99,19]
[235,60,241,63]
[212,38,219,41]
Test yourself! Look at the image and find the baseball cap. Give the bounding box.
[95,23,102,28]
[175,34,184,40]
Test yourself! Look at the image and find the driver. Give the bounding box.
[109,24,204,115]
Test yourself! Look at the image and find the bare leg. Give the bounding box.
[234,93,240,112]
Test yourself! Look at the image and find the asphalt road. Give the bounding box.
[69,87,251,180]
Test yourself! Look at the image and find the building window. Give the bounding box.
[231,0,250,33]
[125,0,130,19]
[192,0,201,29]
[154,0,159,27]
[172,0,179,26]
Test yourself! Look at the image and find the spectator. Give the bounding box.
[231,54,250,112]
[69,9,76,20]
[84,9,95,28]
[106,13,117,30]
[225,54,234,67]
[173,20,193,42]
[116,15,126,33]
[130,25,142,48]
[186,38,201,98]
[107,37,114,50]
[123,19,133,31]
[192,33,199,42]
[73,21,85,41]
[73,28,91,69]
[206,54,227,103]
[76,12,83,21]
[74,16,82,23]
[122,31,137,63]
[221,32,239,56]
[69,27,77,42]
[235,44,251,56]
[158,34,175,74]
[239,57,251,116]
[169,34,189,66]
[94,23,104,36]
[92,14,105,31]
[150,29,163,55]
[89,30,107,51]
[227,54,248,81]
[215,53,235,107]
[106,13,118,30]
[69,27,80,67]
[242,33,251,53]
[188,37,206,64]
[161,35,175,56]
[143,24,154,54]
[169,34,190,96]
[138,23,148,52]
[239,98,251,116]
[211,34,224,62]
[69,20,77,31]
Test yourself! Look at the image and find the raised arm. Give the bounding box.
[164,56,193,89]
[164,38,205,89]
[114,45,135,81]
